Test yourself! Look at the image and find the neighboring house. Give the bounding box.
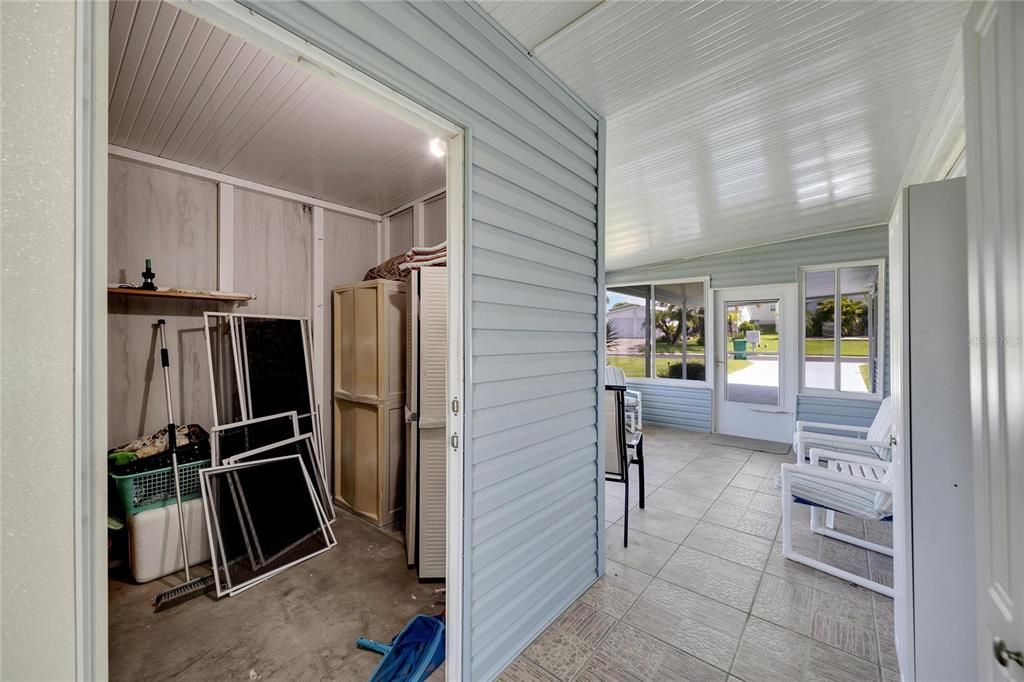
[607,303,645,338]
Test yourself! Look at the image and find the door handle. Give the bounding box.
[994,638,1024,668]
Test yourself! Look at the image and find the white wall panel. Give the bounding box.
[107,157,219,445]
[232,189,312,316]
[322,209,380,487]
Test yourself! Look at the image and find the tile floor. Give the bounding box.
[499,425,897,682]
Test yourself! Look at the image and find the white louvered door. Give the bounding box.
[417,266,448,580]
[405,271,420,566]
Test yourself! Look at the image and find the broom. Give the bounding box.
[153,319,215,610]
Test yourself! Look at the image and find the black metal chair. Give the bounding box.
[605,384,645,547]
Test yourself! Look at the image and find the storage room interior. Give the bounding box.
[104,1,453,678]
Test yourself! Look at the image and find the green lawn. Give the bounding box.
[725,333,869,357]
[608,355,748,376]
[859,363,871,387]
[654,340,705,354]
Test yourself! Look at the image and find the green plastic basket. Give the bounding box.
[111,459,210,515]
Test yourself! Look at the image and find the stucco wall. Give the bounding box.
[0,1,79,679]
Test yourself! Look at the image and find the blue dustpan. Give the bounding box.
[357,614,445,682]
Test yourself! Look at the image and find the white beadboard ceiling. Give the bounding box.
[481,0,968,270]
[108,0,444,215]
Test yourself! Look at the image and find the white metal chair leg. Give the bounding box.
[783,479,894,597]
[810,505,893,556]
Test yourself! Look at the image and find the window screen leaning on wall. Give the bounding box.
[606,282,707,381]
[802,264,881,394]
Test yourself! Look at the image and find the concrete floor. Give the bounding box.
[500,425,896,682]
[109,509,444,681]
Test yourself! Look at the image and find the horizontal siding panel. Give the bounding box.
[626,381,712,431]
[473,425,596,489]
[473,479,595,568]
[422,5,597,139]
[475,170,596,240]
[473,370,597,410]
[475,135,597,204]
[474,223,596,277]
[474,196,596,259]
[474,389,596,437]
[473,330,595,356]
[474,447,594,522]
[474,249,597,296]
[475,351,596,383]
[472,506,594,601]
[245,3,601,679]
[476,140,596,212]
[473,534,595,630]
[447,3,598,131]
[473,408,596,464]
[473,302,596,333]
[475,276,597,314]
[797,395,881,427]
[473,562,596,680]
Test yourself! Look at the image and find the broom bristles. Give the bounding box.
[152,574,216,611]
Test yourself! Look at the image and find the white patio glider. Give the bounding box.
[792,395,894,463]
[780,446,895,597]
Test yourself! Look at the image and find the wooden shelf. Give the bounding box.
[107,286,254,303]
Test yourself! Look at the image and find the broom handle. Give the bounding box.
[158,320,191,580]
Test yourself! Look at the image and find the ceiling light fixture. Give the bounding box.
[429,138,446,158]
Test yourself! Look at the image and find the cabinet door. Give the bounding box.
[333,289,354,395]
[353,287,380,397]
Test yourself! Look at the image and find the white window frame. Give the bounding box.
[798,259,886,400]
[606,276,712,388]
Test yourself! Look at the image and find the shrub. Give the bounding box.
[738,320,759,332]
[666,361,706,381]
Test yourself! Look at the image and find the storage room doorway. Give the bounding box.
[98,1,465,678]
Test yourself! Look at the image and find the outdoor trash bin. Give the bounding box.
[732,339,748,359]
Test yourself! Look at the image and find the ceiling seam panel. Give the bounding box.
[158,35,249,157]
[109,0,161,136]
[123,13,199,148]
[115,4,181,144]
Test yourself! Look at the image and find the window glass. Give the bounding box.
[839,266,879,393]
[725,299,780,405]
[803,270,836,390]
[606,286,650,378]
[801,264,881,393]
[653,282,706,381]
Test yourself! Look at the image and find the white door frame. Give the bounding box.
[74,2,468,678]
[712,284,798,442]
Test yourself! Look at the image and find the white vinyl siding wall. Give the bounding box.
[240,3,602,679]
[608,226,889,430]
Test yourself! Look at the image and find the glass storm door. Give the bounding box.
[714,286,797,443]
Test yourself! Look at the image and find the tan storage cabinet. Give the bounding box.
[332,279,406,526]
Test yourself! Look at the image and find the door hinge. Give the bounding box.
[450,433,459,450]
[451,397,460,415]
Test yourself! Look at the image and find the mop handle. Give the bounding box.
[158,320,191,580]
